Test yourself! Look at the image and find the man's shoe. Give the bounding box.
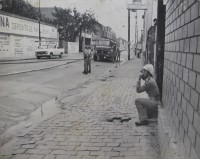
[135,120,149,126]
[82,71,87,74]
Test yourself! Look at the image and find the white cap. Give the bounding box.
[142,64,154,76]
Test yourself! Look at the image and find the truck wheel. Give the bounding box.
[49,53,53,59]
[94,55,97,61]
[59,53,63,58]
[99,57,104,62]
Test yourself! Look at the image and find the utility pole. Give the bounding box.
[127,0,147,59]
[135,11,137,56]
[128,9,130,60]
[38,0,41,46]
[0,0,2,10]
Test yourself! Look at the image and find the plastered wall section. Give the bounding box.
[161,0,200,159]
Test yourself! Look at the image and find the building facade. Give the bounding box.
[102,26,116,41]
[40,7,92,53]
[91,23,117,47]
[0,11,58,59]
[142,0,158,64]
[117,37,128,51]
[92,22,104,40]
[158,1,200,159]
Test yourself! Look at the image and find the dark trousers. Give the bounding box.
[87,58,91,72]
[135,98,159,121]
[84,58,88,73]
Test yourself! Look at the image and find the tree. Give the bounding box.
[1,0,97,41]
[53,7,97,42]
[1,0,38,20]
[1,0,54,24]
[52,7,74,41]
[80,9,96,35]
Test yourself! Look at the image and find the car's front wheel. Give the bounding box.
[59,53,63,58]
[94,55,97,61]
[49,53,53,59]
[37,56,40,59]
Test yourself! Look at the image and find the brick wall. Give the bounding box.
[161,0,200,159]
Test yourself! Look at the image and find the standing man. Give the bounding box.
[118,49,121,62]
[83,46,89,74]
[110,46,116,63]
[113,45,117,63]
[87,46,92,73]
[135,64,160,126]
[116,48,121,62]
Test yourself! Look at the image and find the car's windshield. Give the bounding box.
[96,40,110,46]
[38,45,56,49]
[96,46,110,49]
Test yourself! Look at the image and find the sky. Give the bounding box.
[27,0,145,42]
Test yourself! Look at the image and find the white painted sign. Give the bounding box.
[0,13,57,39]
[68,42,79,54]
[0,34,10,56]
[127,3,147,10]
[0,33,56,58]
[14,36,23,55]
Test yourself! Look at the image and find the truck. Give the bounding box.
[35,44,65,59]
[93,38,116,62]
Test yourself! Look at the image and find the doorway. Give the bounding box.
[155,0,166,99]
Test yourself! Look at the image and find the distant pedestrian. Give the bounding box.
[113,45,117,62]
[116,48,121,62]
[87,46,92,73]
[135,64,160,126]
[110,47,114,62]
[111,47,116,63]
[83,46,89,74]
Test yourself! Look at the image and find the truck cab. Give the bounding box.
[93,38,116,62]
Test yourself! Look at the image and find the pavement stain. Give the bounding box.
[69,120,88,135]
[106,116,132,123]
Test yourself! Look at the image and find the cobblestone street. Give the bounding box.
[0,58,160,159]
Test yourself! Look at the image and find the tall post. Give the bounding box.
[57,25,59,47]
[38,0,41,46]
[135,11,137,56]
[128,9,130,60]
[0,0,2,10]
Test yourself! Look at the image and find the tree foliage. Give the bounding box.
[53,7,97,42]
[1,0,97,42]
[1,0,38,20]
[1,0,53,24]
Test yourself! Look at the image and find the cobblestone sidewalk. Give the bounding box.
[0,58,160,159]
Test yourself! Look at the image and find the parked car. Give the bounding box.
[35,45,64,59]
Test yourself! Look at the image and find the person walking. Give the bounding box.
[110,47,113,62]
[113,45,117,62]
[116,48,121,62]
[135,64,160,126]
[83,46,89,74]
[87,46,92,73]
[110,47,116,63]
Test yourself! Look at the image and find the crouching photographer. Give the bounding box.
[135,64,160,126]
